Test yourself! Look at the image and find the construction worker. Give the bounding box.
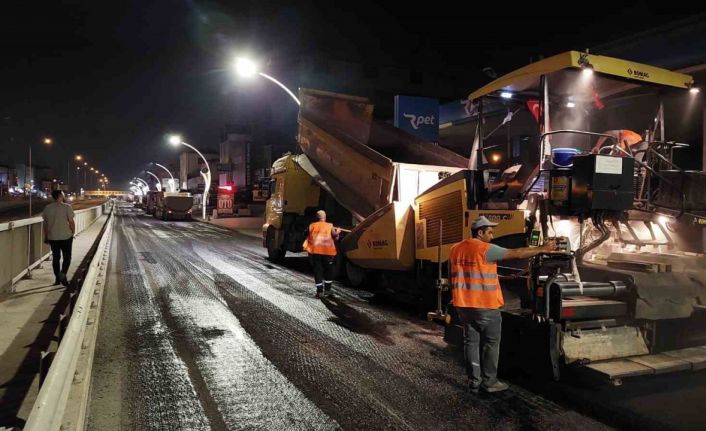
[591,129,642,155]
[304,210,340,298]
[449,216,556,393]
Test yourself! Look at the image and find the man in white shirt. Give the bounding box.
[42,190,75,286]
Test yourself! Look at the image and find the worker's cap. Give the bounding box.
[471,216,498,229]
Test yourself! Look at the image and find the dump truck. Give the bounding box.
[154,192,194,221]
[262,89,467,268]
[144,191,158,215]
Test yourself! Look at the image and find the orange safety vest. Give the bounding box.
[449,239,504,309]
[305,221,337,256]
[591,129,642,154]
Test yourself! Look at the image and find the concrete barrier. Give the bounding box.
[24,206,114,431]
[0,201,112,295]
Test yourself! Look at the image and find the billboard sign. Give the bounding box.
[394,95,439,142]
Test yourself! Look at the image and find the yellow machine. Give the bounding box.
[409,51,706,384]
[324,51,706,384]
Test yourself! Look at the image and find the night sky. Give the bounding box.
[1,1,702,187]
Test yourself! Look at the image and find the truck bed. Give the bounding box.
[297,88,467,221]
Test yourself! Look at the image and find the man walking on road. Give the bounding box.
[304,210,339,298]
[42,190,75,286]
[449,216,556,393]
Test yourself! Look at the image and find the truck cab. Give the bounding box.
[263,154,322,260]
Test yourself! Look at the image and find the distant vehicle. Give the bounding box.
[144,191,158,215]
[154,192,193,221]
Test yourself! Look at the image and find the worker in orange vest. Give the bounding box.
[305,210,340,298]
[449,216,556,393]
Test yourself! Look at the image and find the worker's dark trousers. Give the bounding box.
[310,253,335,292]
[457,308,502,387]
[49,238,73,279]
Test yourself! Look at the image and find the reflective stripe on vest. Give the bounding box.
[449,239,504,309]
[306,221,337,256]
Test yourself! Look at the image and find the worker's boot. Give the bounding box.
[468,377,481,394]
[323,281,333,297]
[315,284,324,298]
[481,380,509,393]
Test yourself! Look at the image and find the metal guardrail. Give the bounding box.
[24,206,114,431]
[0,201,111,295]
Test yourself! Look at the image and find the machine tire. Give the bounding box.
[266,227,286,261]
[345,260,368,287]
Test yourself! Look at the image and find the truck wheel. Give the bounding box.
[266,228,286,261]
[345,260,368,287]
[267,242,285,261]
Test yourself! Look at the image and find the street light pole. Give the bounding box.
[73,155,83,195]
[234,57,301,105]
[145,171,162,192]
[257,72,301,106]
[133,177,150,191]
[154,163,176,192]
[28,145,32,217]
[27,138,53,216]
[168,136,211,220]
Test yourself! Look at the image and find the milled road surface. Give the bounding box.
[86,203,706,430]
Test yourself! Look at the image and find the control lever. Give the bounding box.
[428,219,451,324]
[550,236,571,254]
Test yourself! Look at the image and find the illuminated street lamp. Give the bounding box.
[68,155,84,191]
[168,135,211,219]
[22,137,52,279]
[133,177,150,191]
[129,185,143,197]
[145,170,162,192]
[26,137,53,217]
[154,162,176,192]
[233,57,301,106]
